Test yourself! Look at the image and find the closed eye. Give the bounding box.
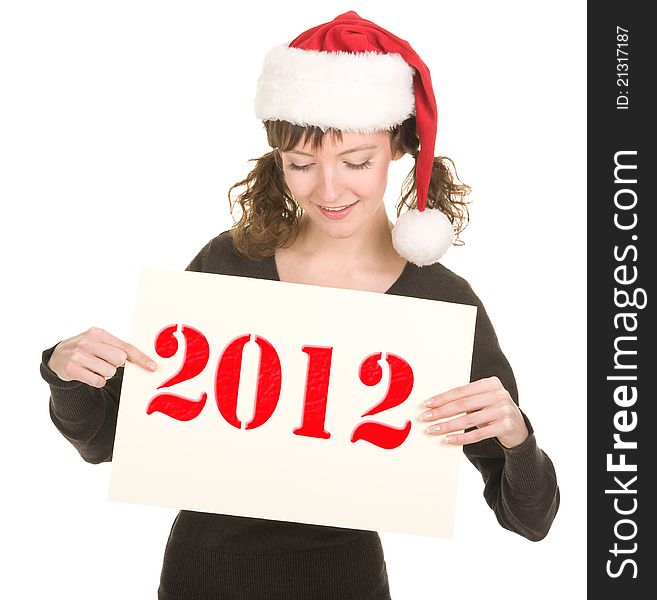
[287,163,312,172]
[286,161,373,172]
[347,161,373,170]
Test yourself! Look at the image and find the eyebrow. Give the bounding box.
[285,144,378,157]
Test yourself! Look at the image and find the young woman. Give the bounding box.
[40,11,559,600]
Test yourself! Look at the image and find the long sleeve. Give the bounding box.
[378,256,560,542]
[463,293,560,541]
[41,241,214,464]
[41,343,124,464]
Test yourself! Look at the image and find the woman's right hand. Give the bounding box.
[47,326,158,388]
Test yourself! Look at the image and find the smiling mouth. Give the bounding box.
[318,201,358,212]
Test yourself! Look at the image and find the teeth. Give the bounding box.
[321,203,352,211]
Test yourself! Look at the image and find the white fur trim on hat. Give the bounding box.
[254,45,416,132]
[392,208,455,266]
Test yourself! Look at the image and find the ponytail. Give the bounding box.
[228,150,301,259]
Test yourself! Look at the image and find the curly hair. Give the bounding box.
[228,118,471,260]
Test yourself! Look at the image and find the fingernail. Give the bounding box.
[424,399,434,407]
[420,410,433,421]
[444,436,454,444]
[147,361,157,371]
[426,424,441,433]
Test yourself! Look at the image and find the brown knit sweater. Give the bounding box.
[40,230,559,599]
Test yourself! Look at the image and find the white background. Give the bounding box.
[0,1,586,598]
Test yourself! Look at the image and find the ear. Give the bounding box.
[391,148,405,161]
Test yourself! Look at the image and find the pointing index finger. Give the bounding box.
[94,328,157,371]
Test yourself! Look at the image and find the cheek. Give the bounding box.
[283,165,390,200]
[360,165,389,196]
[282,171,308,197]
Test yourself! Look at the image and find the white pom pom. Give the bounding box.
[391,208,455,266]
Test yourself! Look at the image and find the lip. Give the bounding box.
[316,201,358,220]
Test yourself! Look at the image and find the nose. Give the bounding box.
[317,165,342,204]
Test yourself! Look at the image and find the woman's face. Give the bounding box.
[279,130,403,240]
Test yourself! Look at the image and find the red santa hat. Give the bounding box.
[254,10,454,266]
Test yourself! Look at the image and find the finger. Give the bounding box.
[90,327,157,371]
[65,361,109,389]
[425,407,500,435]
[443,423,501,446]
[424,376,502,408]
[79,340,129,368]
[420,391,501,422]
[70,350,119,380]
[122,341,158,371]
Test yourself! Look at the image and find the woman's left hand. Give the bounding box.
[420,376,529,448]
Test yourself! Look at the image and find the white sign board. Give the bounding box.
[109,268,477,538]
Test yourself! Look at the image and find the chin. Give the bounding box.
[319,221,361,239]
[302,203,378,240]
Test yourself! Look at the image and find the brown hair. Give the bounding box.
[228,118,471,259]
